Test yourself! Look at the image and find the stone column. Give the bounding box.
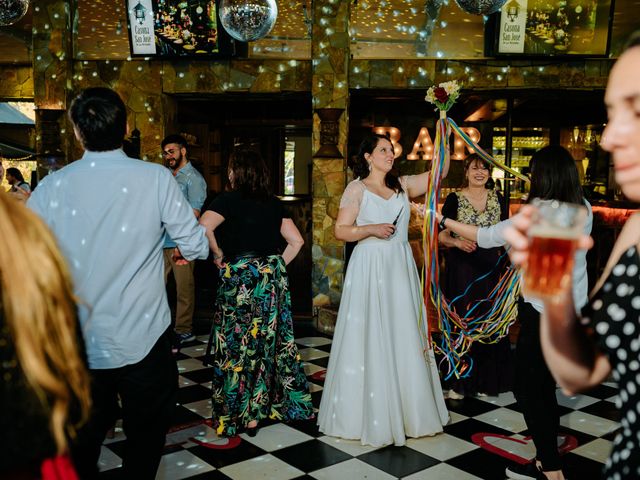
[311,0,350,331]
[32,0,73,167]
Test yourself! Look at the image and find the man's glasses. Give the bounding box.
[162,149,178,157]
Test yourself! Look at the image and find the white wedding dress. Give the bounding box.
[318,178,449,447]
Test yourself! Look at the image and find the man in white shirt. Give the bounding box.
[28,87,209,479]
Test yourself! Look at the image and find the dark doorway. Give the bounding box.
[170,93,313,317]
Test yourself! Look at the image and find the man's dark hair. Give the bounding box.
[6,167,25,183]
[69,87,127,152]
[161,134,188,150]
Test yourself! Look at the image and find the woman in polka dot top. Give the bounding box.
[504,35,640,480]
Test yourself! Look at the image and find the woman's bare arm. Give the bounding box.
[438,215,480,242]
[438,228,477,252]
[199,210,225,267]
[280,218,304,265]
[404,151,450,198]
[334,204,396,242]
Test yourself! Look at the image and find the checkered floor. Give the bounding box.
[97,333,619,479]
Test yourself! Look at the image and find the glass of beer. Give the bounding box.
[522,199,587,301]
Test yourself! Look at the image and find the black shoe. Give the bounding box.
[505,462,547,480]
[176,331,196,344]
[246,427,258,437]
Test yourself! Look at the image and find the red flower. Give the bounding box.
[434,86,449,103]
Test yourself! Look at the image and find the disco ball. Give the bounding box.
[454,0,507,15]
[219,0,278,42]
[0,0,29,26]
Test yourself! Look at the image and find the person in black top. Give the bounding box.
[0,190,91,478]
[199,148,314,437]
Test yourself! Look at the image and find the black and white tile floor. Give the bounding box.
[98,333,619,479]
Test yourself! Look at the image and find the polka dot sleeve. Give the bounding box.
[582,245,640,479]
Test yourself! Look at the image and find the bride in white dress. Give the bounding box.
[318,133,450,447]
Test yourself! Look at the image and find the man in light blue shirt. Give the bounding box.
[161,134,207,345]
[28,87,209,479]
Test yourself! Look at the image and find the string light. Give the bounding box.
[0,154,34,162]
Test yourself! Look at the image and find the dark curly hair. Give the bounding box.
[228,148,272,199]
[161,134,188,150]
[350,133,403,193]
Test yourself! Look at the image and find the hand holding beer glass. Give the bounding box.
[522,199,588,301]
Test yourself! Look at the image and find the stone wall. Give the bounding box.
[0,0,618,324]
[310,0,350,310]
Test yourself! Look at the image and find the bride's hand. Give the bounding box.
[367,223,396,239]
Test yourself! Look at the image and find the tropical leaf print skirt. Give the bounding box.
[210,254,314,436]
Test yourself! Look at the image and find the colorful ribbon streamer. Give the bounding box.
[419,111,522,379]
[448,118,530,183]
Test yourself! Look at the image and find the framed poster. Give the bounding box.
[125,0,246,58]
[487,0,614,57]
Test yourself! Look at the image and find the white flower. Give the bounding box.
[441,80,460,95]
[442,81,453,93]
[425,87,436,103]
[424,80,462,111]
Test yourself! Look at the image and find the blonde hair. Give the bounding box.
[0,191,91,454]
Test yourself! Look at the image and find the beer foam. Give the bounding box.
[529,226,580,240]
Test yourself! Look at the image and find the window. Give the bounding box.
[284,140,295,195]
[283,133,311,196]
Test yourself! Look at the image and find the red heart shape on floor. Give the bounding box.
[471,432,578,464]
[190,435,242,449]
[310,369,326,381]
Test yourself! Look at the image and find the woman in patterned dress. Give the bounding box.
[199,148,314,437]
[438,154,511,399]
[504,36,640,480]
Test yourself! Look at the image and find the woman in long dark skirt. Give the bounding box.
[438,154,512,399]
[199,148,314,437]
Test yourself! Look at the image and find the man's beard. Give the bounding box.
[169,154,184,171]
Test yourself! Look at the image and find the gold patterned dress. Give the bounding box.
[440,189,513,396]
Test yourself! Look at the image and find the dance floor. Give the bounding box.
[97,330,618,479]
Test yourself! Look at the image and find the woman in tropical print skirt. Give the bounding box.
[199,148,314,437]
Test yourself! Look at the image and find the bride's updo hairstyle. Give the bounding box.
[349,133,403,193]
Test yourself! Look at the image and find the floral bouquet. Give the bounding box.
[424,80,462,112]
